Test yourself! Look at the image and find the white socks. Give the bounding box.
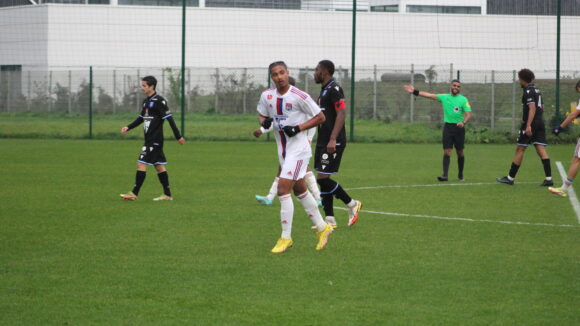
[563,178,573,191]
[297,191,326,231]
[266,177,279,201]
[304,171,321,201]
[347,199,358,208]
[279,194,294,239]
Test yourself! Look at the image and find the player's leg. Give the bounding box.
[497,145,527,185]
[304,168,322,205]
[293,177,333,251]
[550,156,580,197]
[271,165,297,254]
[121,147,149,200]
[256,166,281,206]
[153,163,173,201]
[532,126,553,186]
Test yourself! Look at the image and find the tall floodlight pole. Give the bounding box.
[180,0,187,135]
[349,0,357,141]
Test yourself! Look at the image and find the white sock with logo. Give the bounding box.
[279,194,294,239]
[297,191,326,231]
[304,171,321,201]
[266,177,279,201]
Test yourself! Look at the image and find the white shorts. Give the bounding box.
[280,157,309,181]
[575,138,580,158]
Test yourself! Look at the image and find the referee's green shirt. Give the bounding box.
[436,94,472,124]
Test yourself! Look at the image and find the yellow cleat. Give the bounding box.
[549,187,568,197]
[120,191,137,201]
[271,238,293,254]
[153,195,173,201]
[315,224,334,251]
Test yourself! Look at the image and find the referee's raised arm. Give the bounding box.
[403,84,438,101]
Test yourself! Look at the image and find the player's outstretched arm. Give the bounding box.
[553,110,580,135]
[403,85,438,101]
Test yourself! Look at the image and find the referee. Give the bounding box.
[404,80,472,181]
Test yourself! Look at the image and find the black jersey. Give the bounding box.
[316,79,347,147]
[521,84,544,124]
[127,93,181,146]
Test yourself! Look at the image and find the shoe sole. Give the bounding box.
[348,202,362,227]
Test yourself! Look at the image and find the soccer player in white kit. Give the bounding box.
[257,61,334,253]
[254,76,322,206]
[550,80,580,197]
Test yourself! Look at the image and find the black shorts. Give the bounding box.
[516,122,547,147]
[442,123,465,150]
[137,145,167,166]
[314,146,345,175]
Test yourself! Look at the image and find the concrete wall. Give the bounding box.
[0,4,578,71]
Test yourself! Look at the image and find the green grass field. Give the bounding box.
[1,139,579,325]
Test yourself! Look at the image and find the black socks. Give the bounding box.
[317,178,353,217]
[458,155,465,179]
[132,170,146,195]
[443,155,450,177]
[157,171,171,197]
[541,158,551,179]
[508,162,520,179]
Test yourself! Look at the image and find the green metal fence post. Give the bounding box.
[180,0,186,136]
[349,0,357,142]
[89,66,93,139]
[554,0,562,125]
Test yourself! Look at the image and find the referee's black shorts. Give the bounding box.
[442,123,465,150]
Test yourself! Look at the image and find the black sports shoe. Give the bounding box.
[540,179,554,187]
[437,176,448,182]
[496,176,514,185]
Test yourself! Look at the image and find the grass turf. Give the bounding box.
[1,139,579,325]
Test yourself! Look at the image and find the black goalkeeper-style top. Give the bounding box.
[127,93,181,146]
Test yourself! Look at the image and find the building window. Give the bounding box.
[118,0,199,6]
[406,5,481,14]
[41,0,111,3]
[371,5,398,12]
[205,0,300,10]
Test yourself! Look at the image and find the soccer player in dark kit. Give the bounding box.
[120,76,185,201]
[496,69,553,186]
[313,60,362,228]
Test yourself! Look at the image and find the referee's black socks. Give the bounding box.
[442,155,451,177]
[132,170,146,195]
[457,155,465,179]
[157,171,172,197]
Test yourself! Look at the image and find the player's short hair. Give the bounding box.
[288,76,296,86]
[518,69,535,83]
[318,60,335,76]
[576,80,580,90]
[141,76,157,89]
[268,61,287,74]
[451,79,461,84]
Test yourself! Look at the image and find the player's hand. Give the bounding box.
[261,117,273,129]
[253,129,263,138]
[525,125,533,137]
[283,125,301,137]
[403,85,414,94]
[457,122,465,128]
[177,137,185,144]
[552,126,563,136]
[327,139,337,154]
[121,126,129,134]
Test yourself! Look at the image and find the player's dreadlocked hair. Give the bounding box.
[141,76,157,89]
[268,61,287,74]
[288,76,296,86]
[518,69,535,83]
[318,60,335,76]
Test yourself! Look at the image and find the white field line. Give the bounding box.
[556,161,580,224]
[345,181,535,191]
[334,207,577,229]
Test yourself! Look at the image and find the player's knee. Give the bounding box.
[277,182,291,196]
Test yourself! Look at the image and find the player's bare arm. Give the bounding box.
[403,85,438,101]
[327,107,345,153]
[299,112,326,131]
[457,111,471,128]
[526,103,536,136]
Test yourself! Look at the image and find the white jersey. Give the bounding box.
[257,86,322,165]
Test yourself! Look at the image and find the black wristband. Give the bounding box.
[412,89,419,96]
